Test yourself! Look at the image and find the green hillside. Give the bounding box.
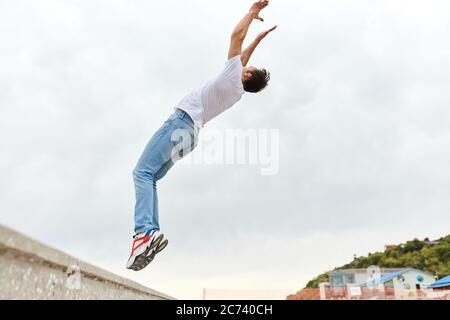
[305,235,450,289]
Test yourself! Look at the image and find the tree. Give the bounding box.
[303,234,450,289]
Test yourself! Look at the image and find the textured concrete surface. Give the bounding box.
[0,224,173,300]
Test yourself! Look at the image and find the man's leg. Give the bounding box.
[133,121,176,234]
[128,111,198,270]
[150,159,175,232]
[133,111,198,234]
[151,129,198,225]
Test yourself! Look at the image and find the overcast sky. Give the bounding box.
[1,0,450,299]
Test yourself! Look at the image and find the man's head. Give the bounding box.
[242,66,271,93]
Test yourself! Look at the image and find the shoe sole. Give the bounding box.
[128,236,167,271]
[152,239,168,255]
[127,233,163,270]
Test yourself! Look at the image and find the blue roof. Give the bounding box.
[428,276,450,289]
[362,269,412,287]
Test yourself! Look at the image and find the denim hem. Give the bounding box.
[135,226,160,234]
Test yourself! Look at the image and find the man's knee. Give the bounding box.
[133,167,155,182]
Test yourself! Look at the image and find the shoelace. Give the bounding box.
[133,230,152,239]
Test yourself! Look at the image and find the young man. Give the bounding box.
[127,0,277,271]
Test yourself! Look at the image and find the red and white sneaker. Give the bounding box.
[126,230,165,271]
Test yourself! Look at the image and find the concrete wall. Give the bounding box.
[0,224,174,300]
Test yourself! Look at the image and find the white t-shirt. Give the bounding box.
[176,55,245,128]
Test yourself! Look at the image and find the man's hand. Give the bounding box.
[229,0,274,60]
[241,26,277,66]
[256,25,277,41]
[250,0,269,22]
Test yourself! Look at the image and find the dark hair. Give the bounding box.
[243,68,271,93]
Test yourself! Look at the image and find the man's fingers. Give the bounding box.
[257,0,269,8]
[252,0,269,21]
[263,26,277,35]
[258,25,277,39]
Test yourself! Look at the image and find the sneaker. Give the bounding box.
[126,230,164,271]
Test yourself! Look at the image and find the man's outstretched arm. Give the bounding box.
[241,25,277,67]
[228,0,269,60]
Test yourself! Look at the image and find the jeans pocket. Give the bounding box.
[170,127,196,160]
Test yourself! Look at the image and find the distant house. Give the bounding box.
[319,268,404,299]
[319,268,436,300]
[361,268,436,299]
[429,276,450,291]
[427,276,450,300]
[384,238,439,251]
[422,238,441,246]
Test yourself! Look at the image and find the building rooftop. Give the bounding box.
[327,268,403,275]
[360,268,436,287]
[361,269,411,287]
[428,276,450,289]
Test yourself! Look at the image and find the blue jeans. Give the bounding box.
[133,110,199,233]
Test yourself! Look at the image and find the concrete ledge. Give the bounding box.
[0,224,174,300]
